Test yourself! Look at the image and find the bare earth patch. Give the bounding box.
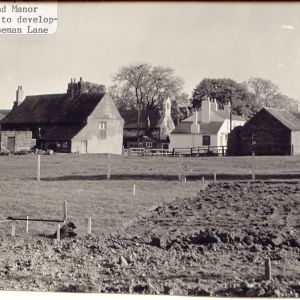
[0,181,299,296]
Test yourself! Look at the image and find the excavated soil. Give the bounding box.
[0,181,299,296]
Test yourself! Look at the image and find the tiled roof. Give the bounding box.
[40,124,85,141]
[214,110,245,121]
[264,107,300,131]
[0,93,105,124]
[120,109,162,129]
[172,121,224,134]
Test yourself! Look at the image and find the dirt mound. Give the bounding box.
[0,181,299,296]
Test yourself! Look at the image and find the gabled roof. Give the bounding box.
[120,109,162,129]
[0,93,106,125]
[264,107,300,131]
[172,121,224,135]
[184,109,245,122]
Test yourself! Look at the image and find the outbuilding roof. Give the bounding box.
[264,107,300,131]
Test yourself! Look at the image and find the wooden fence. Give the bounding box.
[173,146,227,157]
[124,146,227,157]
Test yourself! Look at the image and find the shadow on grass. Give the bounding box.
[25,173,300,181]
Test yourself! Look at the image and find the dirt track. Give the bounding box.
[0,181,299,296]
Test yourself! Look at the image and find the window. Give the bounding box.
[145,142,152,148]
[202,135,211,146]
[99,121,107,138]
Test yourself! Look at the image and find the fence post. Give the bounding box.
[172,148,175,157]
[178,153,182,181]
[57,223,60,241]
[107,153,111,180]
[213,171,217,182]
[37,154,41,181]
[190,148,193,157]
[11,222,16,237]
[63,201,68,221]
[222,146,224,156]
[265,258,272,281]
[87,217,92,235]
[26,216,29,234]
[251,152,255,180]
[133,184,136,196]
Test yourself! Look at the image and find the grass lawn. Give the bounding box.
[1,153,300,181]
[0,153,300,237]
[0,180,204,237]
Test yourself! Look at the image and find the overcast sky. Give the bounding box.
[1,2,300,109]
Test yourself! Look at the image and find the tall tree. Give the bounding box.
[245,77,279,107]
[192,78,261,119]
[245,77,300,111]
[109,63,187,112]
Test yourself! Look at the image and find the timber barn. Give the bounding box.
[239,107,300,155]
[0,79,124,154]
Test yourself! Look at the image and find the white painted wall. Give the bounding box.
[72,94,124,154]
[169,133,219,150]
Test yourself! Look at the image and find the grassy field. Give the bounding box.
[1,153,300,237]
[1,153,300,181]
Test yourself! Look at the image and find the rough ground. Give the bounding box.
[0,181,299,296]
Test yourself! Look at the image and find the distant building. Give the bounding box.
[0,78,124,154]
[169,97,246,151]
[120,97,175,149]
[238,107,300,155]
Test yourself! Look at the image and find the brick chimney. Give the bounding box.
[191,110,200,133]
[224,101,231,113]
[201,96,211,123]
[12,85,24,110]
[211,98,218,112]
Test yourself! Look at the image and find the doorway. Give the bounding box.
[7,137,15,152]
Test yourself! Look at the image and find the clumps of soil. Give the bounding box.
[0,181,299,296]
[52,222,77,239]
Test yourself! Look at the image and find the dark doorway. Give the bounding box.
[7,137,15,152]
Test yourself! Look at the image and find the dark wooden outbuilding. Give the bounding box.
[237,107,300,155]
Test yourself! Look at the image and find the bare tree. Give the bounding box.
[246,77,279,107]
[245,77,300,111]
[109,63,187,111]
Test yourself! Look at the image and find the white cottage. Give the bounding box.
[169,98,245,151]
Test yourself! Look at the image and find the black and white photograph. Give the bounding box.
[0,1,300,298]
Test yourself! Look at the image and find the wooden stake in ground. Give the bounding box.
[251,152,256,180]
[26,216,29,234]
[87,217,92,235]
[178,153,182,181]
[11,222,16,237]
[213,171,217,182]
[56,223,61,241]
[107,153,111,180]
[63,201,68,221]
[37,154,41,181]
[265,258,272,281]
[133,184,136,196]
